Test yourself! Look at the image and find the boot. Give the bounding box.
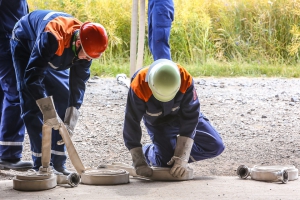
[0,158,33,170]
[54,166,72,176]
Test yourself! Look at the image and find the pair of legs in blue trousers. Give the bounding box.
[10,37,69,171]
[143,113,225,167]
[0,38,26,162]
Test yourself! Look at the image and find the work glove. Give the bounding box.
[167,136,194,178]
[57,107,80,145]
[130,147,153,177]
[36,96,62,130]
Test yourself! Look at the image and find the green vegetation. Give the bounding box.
[27,0,300,77]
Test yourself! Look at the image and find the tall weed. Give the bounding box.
[27,0,300,77]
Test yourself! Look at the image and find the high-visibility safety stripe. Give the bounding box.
[146,110,162,117]
[32,152,42,157]
[48,62,58,69]
[0,141,23,146]
[51,150,66,156]
[172,106,180,111]
[145,106,179,117]
[190,156,196,162]
[32,150,66,157]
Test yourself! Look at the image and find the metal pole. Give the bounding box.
[130,0,138,77]
[136,0,145,71]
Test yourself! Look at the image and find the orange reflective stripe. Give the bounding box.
[131,67,153,102]
[44,17,82,56]
[177,64,193,94]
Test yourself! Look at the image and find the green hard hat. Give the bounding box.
[146,59,181,102]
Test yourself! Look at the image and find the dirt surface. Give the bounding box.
[1,177,300,200]
[1,76,300,180]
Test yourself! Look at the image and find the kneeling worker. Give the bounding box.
[123,59,225,178]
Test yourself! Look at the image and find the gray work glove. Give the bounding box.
[36,96,62,130]
[167,136,194,178]
[57,107,80,145]
[130,147,153,177]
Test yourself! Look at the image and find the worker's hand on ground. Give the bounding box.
[167,156,188,177]
[57,107,80,145]
[130,147,153,177]
[167,136,194,178]
[36,96,62,130]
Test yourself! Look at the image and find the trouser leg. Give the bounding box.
[0,85,3,122]
[143,113,225,167]
[19,89,43,170]
[43,68,69,169]
[18,69,69,170]
[148,0,174,60]
[142,121,178,167]
[0,38,25,159]
[11,37,44,170]
[189,113,225,162]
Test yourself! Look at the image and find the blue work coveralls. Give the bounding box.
[10,10,91,170]
[148,0,174,61]
[123,64,225,167]
[0,0,28,160]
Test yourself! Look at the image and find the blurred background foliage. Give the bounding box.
[27,0,300,77]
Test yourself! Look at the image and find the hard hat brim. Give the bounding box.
[151,90,177,102]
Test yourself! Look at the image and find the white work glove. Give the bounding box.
[167,136,194,178]
[130,147,153,177]
[57,107,80,145]
[36,96,62,130]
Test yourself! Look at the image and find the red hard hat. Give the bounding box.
[79,22,108,59]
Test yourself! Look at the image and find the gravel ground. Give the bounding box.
[1,76,300,180]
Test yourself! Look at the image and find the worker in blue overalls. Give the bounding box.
[148,0,174,61]
[123,59,225,178]
[0,0,33,170]
[10,10,108,175]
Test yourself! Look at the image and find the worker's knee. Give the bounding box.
[190,139,225,162]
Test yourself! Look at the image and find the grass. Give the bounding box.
[27,0,300,78]
[186,63,300,78]
[90,59,300,78]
